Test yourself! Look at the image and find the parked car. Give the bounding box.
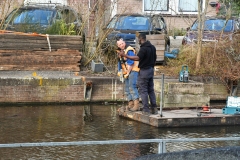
[0,3,82,35]
[182,16,240,45]
[101,13,170,50]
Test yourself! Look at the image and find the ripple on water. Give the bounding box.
[0,104,240,159]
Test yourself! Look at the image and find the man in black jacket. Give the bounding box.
[117,33,158,115]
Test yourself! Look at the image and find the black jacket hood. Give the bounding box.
[140,40,152,47]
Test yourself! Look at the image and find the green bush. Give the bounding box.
[45,20,76,35]
[168,28,186,37]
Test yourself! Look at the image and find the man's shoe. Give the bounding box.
[130,99,140,111]
[151,107,158,115]
[142,111,150,116]
[118,106,126,112]
[126,100,134,111]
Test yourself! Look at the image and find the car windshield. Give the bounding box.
[5,8,55,25]
[191,19,233,32]
[107,16,150,30]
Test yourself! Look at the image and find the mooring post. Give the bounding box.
[160,74,164,117]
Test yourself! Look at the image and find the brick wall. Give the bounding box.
[117,0,142,14]
[0,77,85,102]
[90,78,124,101]
[164,15,197,30]
[0,75,230,107]
[115,0,218,30]
[0,76,124,103]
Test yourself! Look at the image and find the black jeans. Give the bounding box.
[137,67,157,112]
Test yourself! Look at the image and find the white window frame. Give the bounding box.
[143,0,172,14]
[143,0,205,15]
[178,0,198,12]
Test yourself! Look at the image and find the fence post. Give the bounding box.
[158,141,166,154]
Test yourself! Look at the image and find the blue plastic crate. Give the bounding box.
[222,107,240,115]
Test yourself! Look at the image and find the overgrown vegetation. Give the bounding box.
[45,20,76,35]
[218,0,240,16]
[166,34,240,91]
[168,28,186,37]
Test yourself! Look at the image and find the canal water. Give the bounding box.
[0,104,240,160]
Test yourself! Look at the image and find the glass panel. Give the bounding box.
[144,0,168,11]
[113,16,150,30]
[7,9,54,25]
[191,19,234,32]
[179,0,198,12]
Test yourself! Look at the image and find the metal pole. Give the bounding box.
[160,74,164,117]
[158,141,166,154]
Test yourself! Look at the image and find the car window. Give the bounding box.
[235,20,240,30]
[151,16,165,30]
[191,19,234,32]
[108,16,150,30]
[60,9,77,24]
[5,9,54,25]
[107,16,117,29]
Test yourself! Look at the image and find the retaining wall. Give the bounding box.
[0,71,231,108]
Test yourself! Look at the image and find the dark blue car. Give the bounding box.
[102,13,170,50]
[182,17,240,45]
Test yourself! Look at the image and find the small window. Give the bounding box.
[144,0,169,11]
[179,0,198,12]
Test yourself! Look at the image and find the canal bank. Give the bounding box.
[1,70,239,128]
[0,71,230,105]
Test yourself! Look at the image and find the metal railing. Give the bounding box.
[0,137,240,154]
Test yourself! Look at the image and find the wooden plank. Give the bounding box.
[147,34,165,40]
[155,46,165,50]
[149,39,165,45]
[0,34,47,40]
[0,46,82,51]
[0,33,83,51]
[156,50,164,61]
[0,33,83,71]
[0,56,81,65]
[156,50,164,55]
[0,39,83,45]
[0,33,83,41]
[135,38,165,51]
[0,50,82,56]
[0,65,80,71]
[0,43,82,50]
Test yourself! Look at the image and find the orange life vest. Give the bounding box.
[124,46,140,72]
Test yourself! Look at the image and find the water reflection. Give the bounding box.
[0,104,239,159]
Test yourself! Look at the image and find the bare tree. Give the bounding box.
[196,0,209,69]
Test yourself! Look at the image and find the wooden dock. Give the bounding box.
[118,109,240,127]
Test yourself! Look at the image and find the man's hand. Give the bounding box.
[116,50,125,57]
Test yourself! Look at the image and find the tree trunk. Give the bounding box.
[196,0,209,69]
